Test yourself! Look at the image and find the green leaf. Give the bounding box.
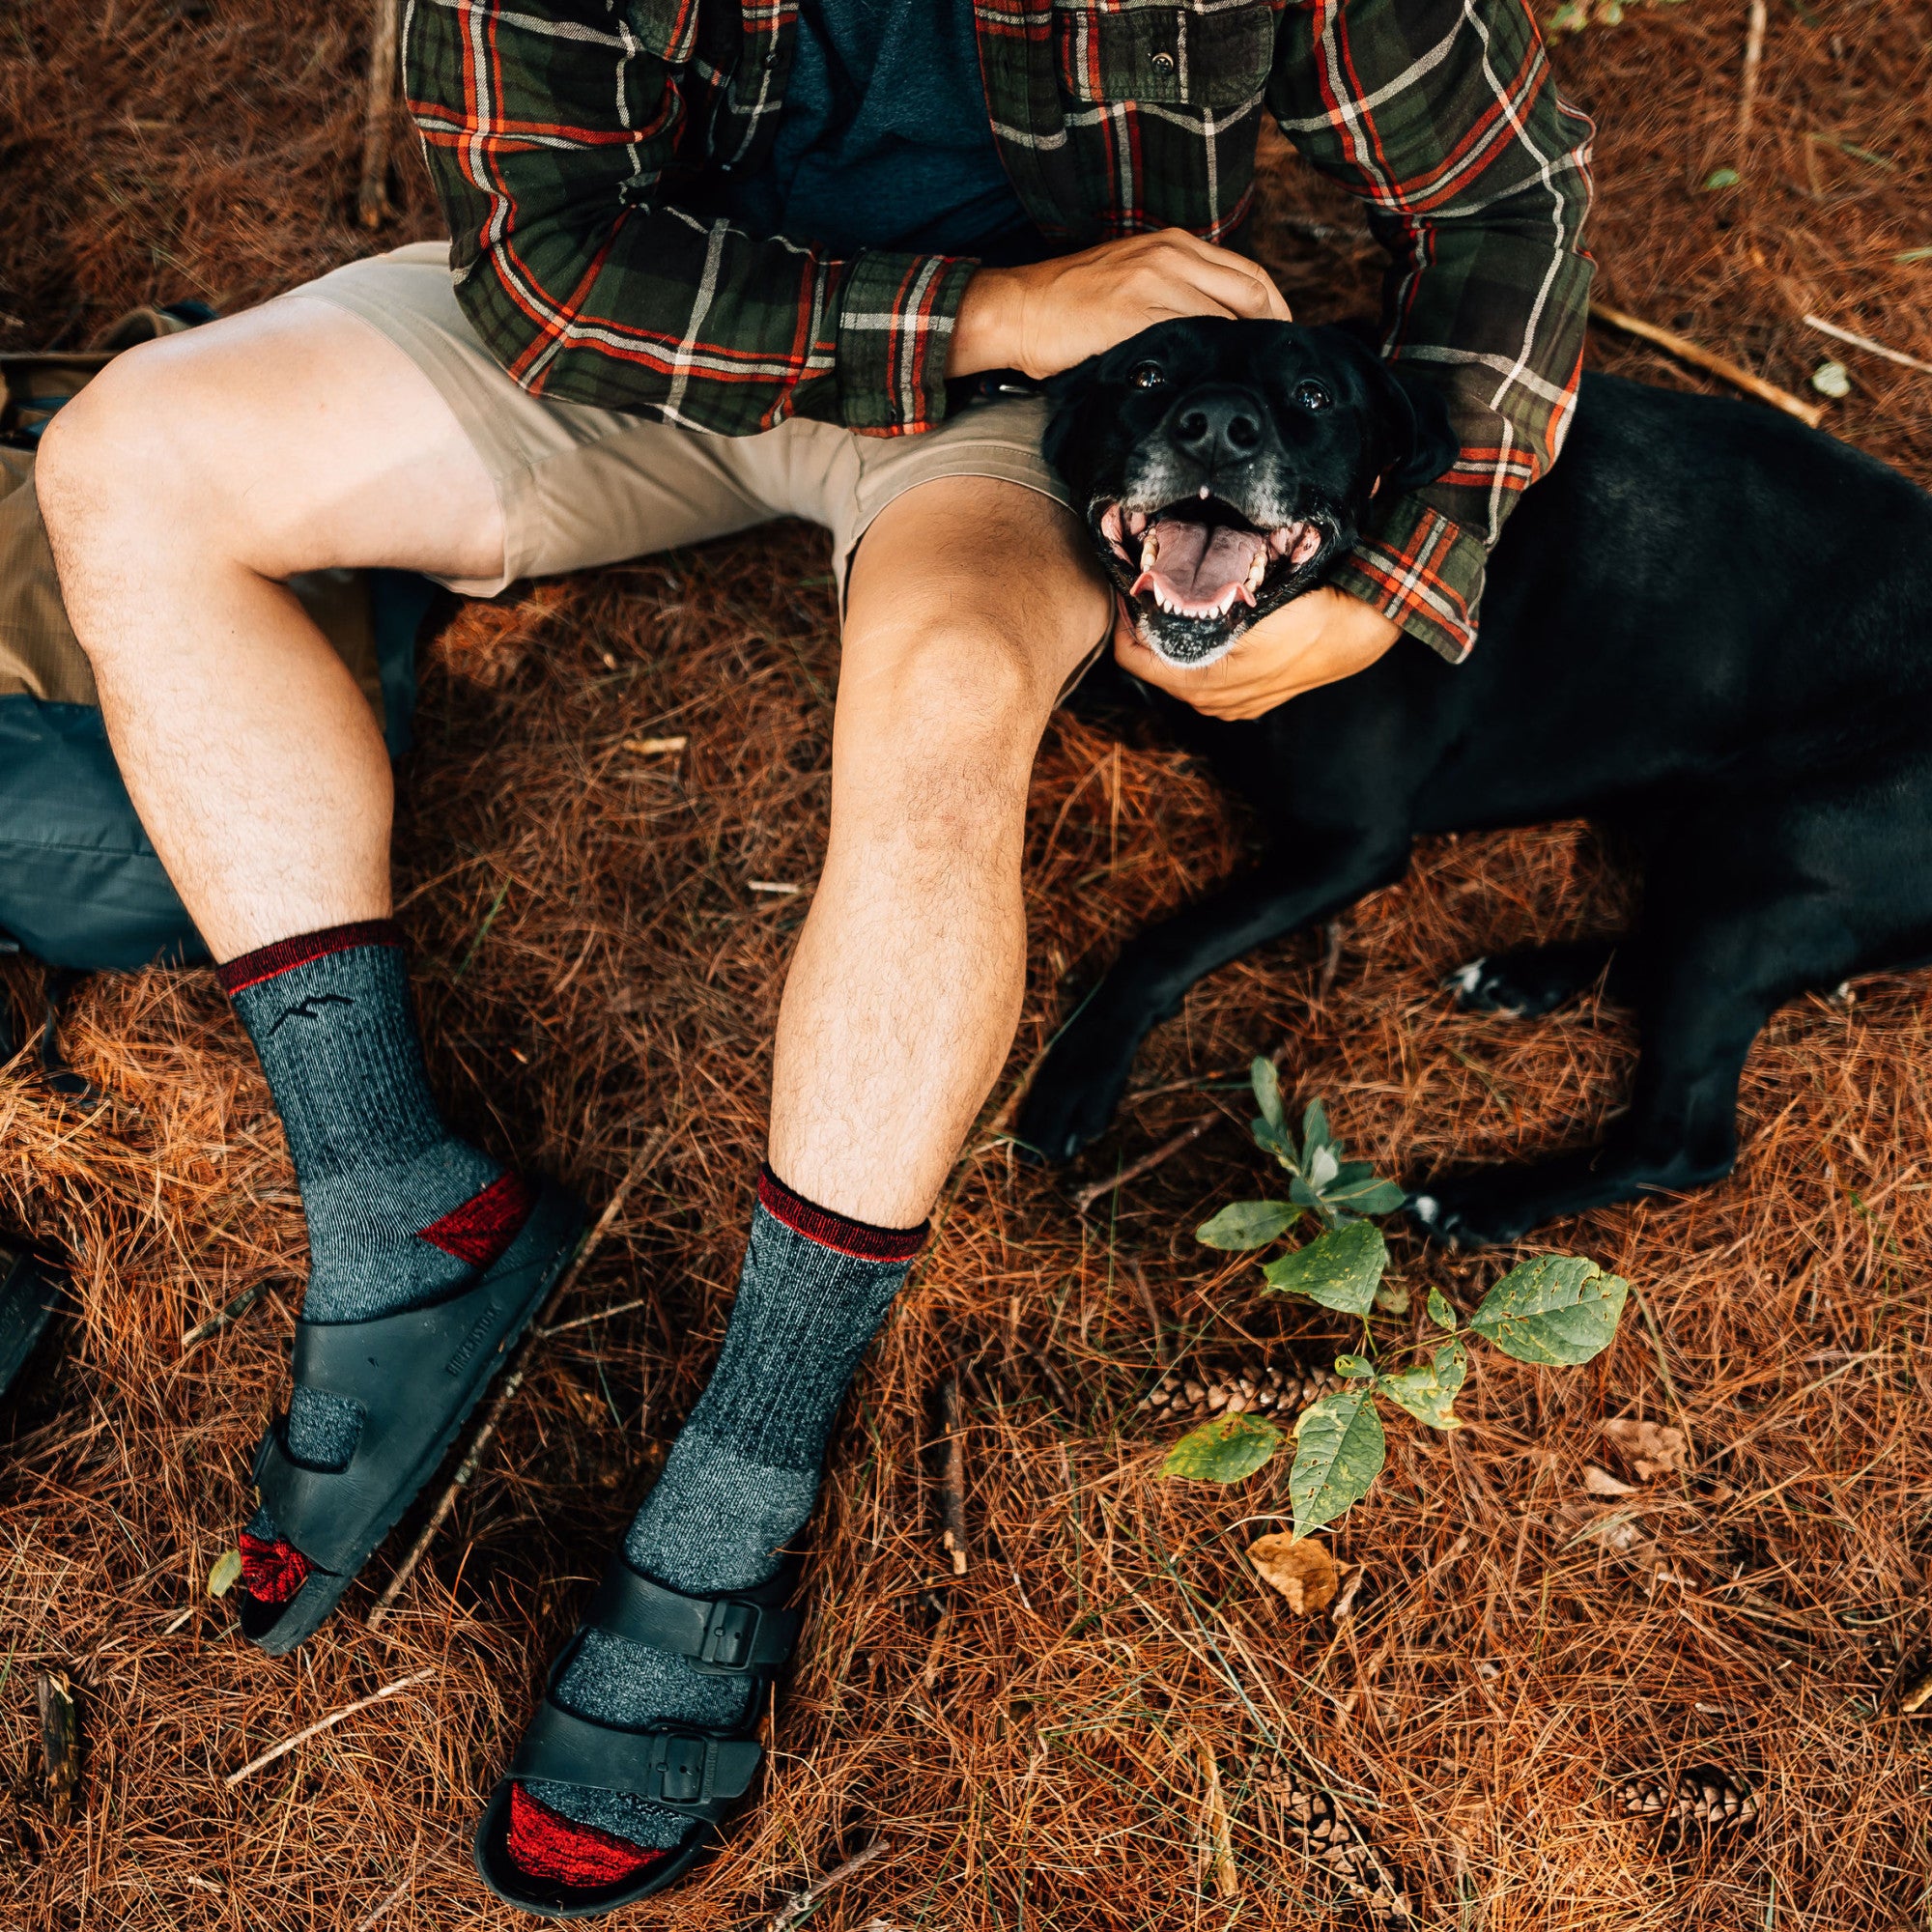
[1252,1118,1297,1161]
[1290,1390,1386,1538]
[1468,1254,1630,1366]
[1300,1097,1334,1160]
[1260,1221,1388,1315]
[1325,1173,1406,1217]
[1333,1352,1376,1379]
[1251,1057,1285,1130]
[1377,1342,1468,1431]
[1702,166,1742,190]
[1195,1200,1302,1250]
[208,1548,243,1599]
[1426,1286,1459,1331]
[1160,1411,1283,1484]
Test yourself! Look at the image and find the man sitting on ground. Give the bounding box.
[38,0,1593,1912]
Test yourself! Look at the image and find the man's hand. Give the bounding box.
[948,230,1290,381]
[1114,586,1402,721]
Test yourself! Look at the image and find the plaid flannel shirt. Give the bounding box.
[405,0,1594,662]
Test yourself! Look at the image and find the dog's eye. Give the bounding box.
[1130,361,1167,390]
[1293,380,1333,412]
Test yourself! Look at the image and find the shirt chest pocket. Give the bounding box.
[1054,2,1279,111]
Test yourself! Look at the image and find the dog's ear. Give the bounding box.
[1375,361,1460,491]
[1040,353,1106,478]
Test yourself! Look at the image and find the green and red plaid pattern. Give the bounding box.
[404,0,1594,662]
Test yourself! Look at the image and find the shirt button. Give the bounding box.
[1149,49,1176,73]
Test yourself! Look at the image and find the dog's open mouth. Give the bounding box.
[1098,495,1325,623]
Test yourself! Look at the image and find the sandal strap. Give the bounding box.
[584,1562,801,1675]
[250,1181,582,1574]
[510,1706,761,1819]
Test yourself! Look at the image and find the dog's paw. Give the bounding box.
[1406,1171,1543,1248]
[1443,941,1615,1018]
[1014,1037,1138,1166]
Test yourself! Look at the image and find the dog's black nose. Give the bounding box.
[1171,385,1264,464]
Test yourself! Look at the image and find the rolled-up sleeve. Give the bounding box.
[404,0,976,435]
[1269,0,1595,661]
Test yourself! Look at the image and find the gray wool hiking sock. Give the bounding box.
[514,1167,925,1868]
[219,922,533,1523]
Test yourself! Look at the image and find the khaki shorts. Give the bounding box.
[292,242,1076,608]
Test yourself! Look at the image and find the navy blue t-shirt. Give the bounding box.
[728,0,1045,262]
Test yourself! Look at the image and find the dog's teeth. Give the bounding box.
[1199,484,1211,500]
[1245,554,1266,590]
[1141,530,1159,570]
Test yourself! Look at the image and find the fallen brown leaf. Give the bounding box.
[1582,1463,1639,1497]
[1602,1417,1689,1481]
[1247,1533,1339,1613]
[1329,1562,1369,1625]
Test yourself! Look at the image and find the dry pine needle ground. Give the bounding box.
[4,2,1932,1927]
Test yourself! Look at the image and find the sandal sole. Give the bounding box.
[243,1180,586,1656]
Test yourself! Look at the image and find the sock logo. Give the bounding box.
[266,991,355,1035]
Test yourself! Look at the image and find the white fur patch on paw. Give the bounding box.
[1445,958,1487,996]
[1412,1194,1439,1226]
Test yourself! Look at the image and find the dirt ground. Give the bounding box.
[4,3,1932,1928]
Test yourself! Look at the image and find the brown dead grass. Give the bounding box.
[4,2,1932,1927]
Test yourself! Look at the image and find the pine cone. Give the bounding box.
[1618,1764,1758,1854]
[1138,1355,1340,1424]
[1261,1774,1412,1925]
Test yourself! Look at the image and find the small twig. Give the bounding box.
[1127,1259,1168,1369]
[351,1832,459,1932]
[766,1835,894,1932]
[536,1294,650,1339]
[1316,918,1345,1003]
[1202,1742,1238,1900]
[935,1376,970,1577]
[356,0,401,230]
[367,1143,656,1626]
[1800,312,1932,377]
[1589,300,1823,428]
[1072,1113,1219,1216]
[223,1668,434,1787]
[1739,0,1768,138]
[38,1672,79,1825]
[623,735,687,755]
[181,1278,272,1352]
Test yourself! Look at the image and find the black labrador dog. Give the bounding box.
[1017,317,1932,1244]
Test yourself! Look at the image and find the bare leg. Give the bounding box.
[35,298,504,958]
[768,477,1110,1226]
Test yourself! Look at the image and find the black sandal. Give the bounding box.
[240,1179,584,1654]
[0,1236,63,1402]
[473,1558,803,1918]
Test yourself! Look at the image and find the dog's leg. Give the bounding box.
[1446,936,1631,1016]
[1016,835,1410,1161]
[1412,888,1851,1245]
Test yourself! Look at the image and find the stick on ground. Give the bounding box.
[356,0,400,230]
[1073,1113,1219,1216]
[1739,0,1768,137]
[935,1374,970,1577]
[1801,312,1932,377]
[38,1672,79,1826]
[367,1139,658,1626]
[223,1668,435,1787]
[766,1835,894,1932]
[1590,300,1823,428]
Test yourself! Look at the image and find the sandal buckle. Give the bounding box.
[698,1600,759,1669]
[654,1734,711,1805]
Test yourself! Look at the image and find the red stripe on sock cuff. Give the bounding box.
[506,1782,666,1889]
[216,920,403,996]
[756,1165,927,1264]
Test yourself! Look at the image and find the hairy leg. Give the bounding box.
[35,298,504,957]
[768,475,1111,1225]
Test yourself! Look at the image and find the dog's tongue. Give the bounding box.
[1139,515,1267,610]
